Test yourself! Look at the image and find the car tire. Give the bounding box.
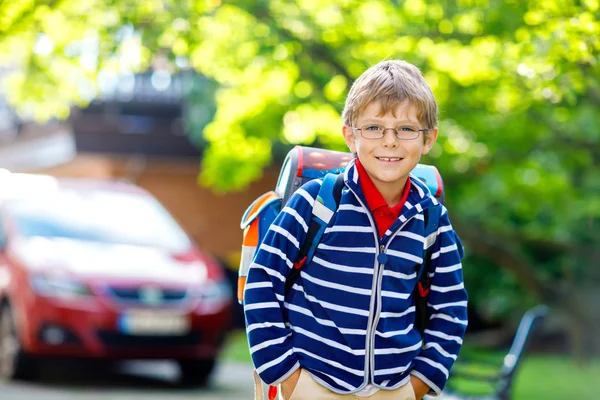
[177,358,216,387]
[0,304,39,381]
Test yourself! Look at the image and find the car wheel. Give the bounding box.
[0,304,38,381]
[177,358,216,387]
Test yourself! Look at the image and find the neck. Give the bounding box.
[372,177,408,208]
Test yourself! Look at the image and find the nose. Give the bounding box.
[382,129,399,148]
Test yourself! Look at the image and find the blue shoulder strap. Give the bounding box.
[283,173,344,296]
[414,203,442,335]
[305,173,342,264]
[417,204,442,281]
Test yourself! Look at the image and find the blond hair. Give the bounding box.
[342,60,438,131]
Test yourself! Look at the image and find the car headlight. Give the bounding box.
[30,275,93,300]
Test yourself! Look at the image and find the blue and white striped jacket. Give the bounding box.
[243,162,468,396]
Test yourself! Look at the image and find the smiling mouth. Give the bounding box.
[376,157,403,162]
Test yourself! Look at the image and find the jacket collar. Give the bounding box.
[343,159,439,224]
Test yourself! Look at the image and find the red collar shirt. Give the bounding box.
[355,158,411,239]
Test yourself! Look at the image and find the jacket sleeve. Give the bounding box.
[411,206,468,396]
[243,180,321,385]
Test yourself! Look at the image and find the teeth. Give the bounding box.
[378,157,401,161]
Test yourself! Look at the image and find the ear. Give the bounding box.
[342,124,357,154]
[421,128,438,155]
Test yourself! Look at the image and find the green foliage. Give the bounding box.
[1,0,599,330]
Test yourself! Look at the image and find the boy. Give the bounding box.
[243,60,468,400]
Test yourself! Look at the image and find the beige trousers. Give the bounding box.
[281,369,416,400]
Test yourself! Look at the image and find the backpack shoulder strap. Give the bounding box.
[415,204,442,335]
[284,173,344,296]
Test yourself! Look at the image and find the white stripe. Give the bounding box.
[293,348,363,376]
[294,285,370,316]
[352,167,358,183]
[430,313,468,326]
[428,300,468,310]
[405,201,414,209]
[245,282,272,291]
[435,263,462,273]
[431,282,465,293]
[424,329,464,344]
[313,256,373,275]
[415,203,423,213]
[422,342,458,360]
[246,321,286,333]
[325,226,373,233]
[296,187,318,206]
[270,225,300,248]
[249,263,286,282]
[374,341,422,355]
[374,360,412,376]
[244,302,280,311]
[382,270,416,280]
[302,273,371,295]
[261,245,294,269]
[414,356,449,378]
[281,206,309,232]
[381,290,410,300]
[395,231,425,243]
[412,181,425,198]
[439,244,458,254]
[256,349,294,374]
[379,306,415,319]
[318,244,376,253]
[438,225,453,233]
[375,324,414,338]
[313,201,334,223]
[338,204,366,213]
[292,326,365,356]
[284,303,366,335]
[386,249,423,263]
[250,334,291,354]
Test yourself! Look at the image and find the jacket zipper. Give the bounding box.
[367,215,418,384]
[345,186,379,389]
[347,185,426,386]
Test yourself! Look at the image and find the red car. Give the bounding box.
[0,172,232,385]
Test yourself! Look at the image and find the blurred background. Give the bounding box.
[0,0,598,399]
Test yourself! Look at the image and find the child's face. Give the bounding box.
[342,100,438,192]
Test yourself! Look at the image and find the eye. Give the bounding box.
[364,125,383,131]
[398,126,419,132]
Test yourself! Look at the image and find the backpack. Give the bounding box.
[239,145,444,325]
[241,146,445,400]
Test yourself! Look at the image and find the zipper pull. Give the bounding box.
[377,245,388,265]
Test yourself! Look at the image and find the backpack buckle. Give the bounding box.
[293,256,307,270]
[418,281,430,297]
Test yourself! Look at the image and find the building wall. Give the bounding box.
[36,154,279,268]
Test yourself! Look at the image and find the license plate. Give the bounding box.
[119,310,190,335]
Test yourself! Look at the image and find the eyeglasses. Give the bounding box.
[352,124,431,140]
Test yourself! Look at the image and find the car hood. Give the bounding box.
[10,236,208,286]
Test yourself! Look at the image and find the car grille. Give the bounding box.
[106,286,188,305]
[97,330,202,347]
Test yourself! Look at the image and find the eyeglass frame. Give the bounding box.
[351,124,432,140]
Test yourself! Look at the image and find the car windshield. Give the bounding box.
[7,189,191,253]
